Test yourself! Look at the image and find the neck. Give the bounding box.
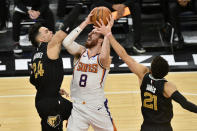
[88,45,101,57]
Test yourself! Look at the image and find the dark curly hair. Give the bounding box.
[151,56,169,79]
[29,23,42,47]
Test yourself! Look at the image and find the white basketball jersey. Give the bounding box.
[70,49,109,103]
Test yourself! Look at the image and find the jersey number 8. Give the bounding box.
[79,74,88,87]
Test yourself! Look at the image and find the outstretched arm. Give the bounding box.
[62,8,97,56]
[95,20,111,69]
[109,35,149,83]
[47,4,83,60]
[164,82,197,113]
[94,16,149,83]
[99,36,111,69]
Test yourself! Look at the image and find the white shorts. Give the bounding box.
[67,99,116,131]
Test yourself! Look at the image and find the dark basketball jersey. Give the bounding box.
[140,73,173,124]
[30,43,64,103]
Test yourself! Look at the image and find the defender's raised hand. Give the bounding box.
[93,15,114,36]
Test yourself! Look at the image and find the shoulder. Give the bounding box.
[163,81,177,98]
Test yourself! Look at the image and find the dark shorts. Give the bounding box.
[36,96,73,131]
[141,122,173,131]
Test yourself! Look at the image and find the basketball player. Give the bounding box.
[94,19,197,131]
[28,4,89,131]
[61,15,116,131]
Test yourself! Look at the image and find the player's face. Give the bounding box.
[37,27,53,43]
[85,31,101,48]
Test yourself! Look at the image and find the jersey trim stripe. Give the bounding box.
[104,99,117,131]
[97,55,105,69]
[100,69,106,87]
[73,49,86,67]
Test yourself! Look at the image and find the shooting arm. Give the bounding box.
[99,36,111,68]
[62,21,88,56]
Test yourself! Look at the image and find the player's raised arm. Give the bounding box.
[94,19,111,69]
[47,4,83,60]
[62,8,97,57]
[95,16,149,82]
[164,81,197,113]
[110,35,148,81]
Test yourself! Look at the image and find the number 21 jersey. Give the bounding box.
[140,73,173,124]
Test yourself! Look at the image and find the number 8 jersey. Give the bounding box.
[71,49,109,104]
[140,73,173,124]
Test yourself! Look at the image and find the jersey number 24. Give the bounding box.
[33,61,44,79]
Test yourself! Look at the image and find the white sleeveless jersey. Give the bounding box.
[70,50,109,104]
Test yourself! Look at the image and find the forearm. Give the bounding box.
[79,20,88,31]
[172,91,197,113]
[99,36,110,67]
[51,30,67,45]
[109,34,132,62]
[62,20,88,48]
[62,26,84,55]
[63,27,82,46]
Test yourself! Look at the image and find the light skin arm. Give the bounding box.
[94,17,149,81]
[109,35,149,84]
[95,20,111,68]
[163,81,177,98]
[64,8,96,57]
[68,20,88,56]
[99,36,111,68]
[47,30,67,60]
[47,8,96,60]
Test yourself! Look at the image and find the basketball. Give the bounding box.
[91,7,112,27]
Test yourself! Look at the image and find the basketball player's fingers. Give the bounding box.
[106,17,109,24]
[93,30,102,34]
[65,92,69,97]
[99,19,105,26]
[96,20,102,27]
[93,26,100,31]
[92,28,98,33]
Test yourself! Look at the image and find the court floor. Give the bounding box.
[0,72,197,131]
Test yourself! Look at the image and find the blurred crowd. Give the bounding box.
[0,0,196,55]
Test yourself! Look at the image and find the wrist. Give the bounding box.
[105,32,112,37]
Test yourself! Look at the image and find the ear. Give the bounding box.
[37,35,44,43]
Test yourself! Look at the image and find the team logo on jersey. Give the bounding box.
[47,115,61,128]
[77,62,98,73]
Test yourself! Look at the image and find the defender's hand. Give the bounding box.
[59,89,69,97]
